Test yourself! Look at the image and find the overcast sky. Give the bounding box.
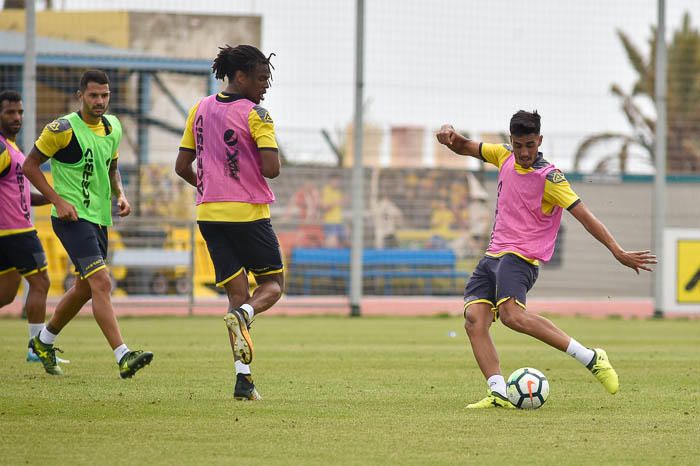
[25,0,700,170]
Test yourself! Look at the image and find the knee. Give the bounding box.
[499,303,526,332]
[0,280,20,307]
[257,275,284,305]
[267,280,283,304]
[88,273,112,296]
[74,279,93,300]
[28,273,50,295]
[464,310,489,336]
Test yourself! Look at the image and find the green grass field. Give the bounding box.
[1,315,698,465]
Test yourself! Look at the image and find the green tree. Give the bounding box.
[574,13,700,173]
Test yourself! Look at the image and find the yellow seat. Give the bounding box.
[36,229,69,297]
[109,230,127,282]
[194,229,217,296]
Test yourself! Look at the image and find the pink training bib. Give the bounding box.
[487,154,563,263]
[0,133,32,231]
[193,95,275,205]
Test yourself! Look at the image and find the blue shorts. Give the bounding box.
[464,254,539,316]
[52,217,108,279]
[0,230,48,277]
[198,219,284,287]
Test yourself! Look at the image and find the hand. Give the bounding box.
[117,195,131,217]
[436,124,459,146]
[54,198,78,221]
[614,249,657,274]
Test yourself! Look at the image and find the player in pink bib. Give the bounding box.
[437,110,656,408]
[176,45,283,400]
[0,90,54,363]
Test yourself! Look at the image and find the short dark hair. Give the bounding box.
[0,90,21,109]
[510,110,541,136]
[212,44,275,82]
[79,69,110,91]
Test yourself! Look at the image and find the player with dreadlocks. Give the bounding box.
[176,45,282,400]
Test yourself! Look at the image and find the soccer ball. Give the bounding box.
[506,367,550,409]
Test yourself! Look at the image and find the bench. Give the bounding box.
[111,248,191,268]
[290,248,467,295]
[111,248,192,295]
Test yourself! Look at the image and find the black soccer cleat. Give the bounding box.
[234,373,262,401]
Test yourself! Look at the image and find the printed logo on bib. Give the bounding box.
[195,114,204,196]
[223,129,240,180]
[82,148,94,208]
[15,161,30,220]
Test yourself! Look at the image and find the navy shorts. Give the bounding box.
[52,217,108,279]
[0,230,48,277]
[198,219,284,287]
[464,254,539,315]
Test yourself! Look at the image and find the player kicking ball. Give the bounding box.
[436,111,656,408]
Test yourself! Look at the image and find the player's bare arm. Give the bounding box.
[109,158,130,217]
[569,202,656,274]
[435,124,481,157]
[22,148,78,221]
[260,148,280,178]
[175,148,197,187]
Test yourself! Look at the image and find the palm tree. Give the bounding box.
[574,13,700,173]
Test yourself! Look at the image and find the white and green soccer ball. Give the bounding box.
[506,367,550,409]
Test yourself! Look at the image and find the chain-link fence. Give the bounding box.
[2,1,699,312]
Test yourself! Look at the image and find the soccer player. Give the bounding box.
[0,90,55,362]
[436,111,656,408]
[175,45,283,400]
[22,70,153,378]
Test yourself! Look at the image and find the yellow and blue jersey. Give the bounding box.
[34,115,119,162]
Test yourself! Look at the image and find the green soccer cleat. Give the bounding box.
[224,308,254,364]
[466,391,515,409]
[118,350,154,379]
[27,340,70,364]
[29,336,64,376]
[587,348,619,394]
[234,373,262,401]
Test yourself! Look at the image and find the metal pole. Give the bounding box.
[349,0,365,317]
[653,0,667,318]
[136,72,152,217]
[188,218,195,316]
[22,4,37,149]
[21,0,37,319]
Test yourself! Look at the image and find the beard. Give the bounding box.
[1,123,21,136]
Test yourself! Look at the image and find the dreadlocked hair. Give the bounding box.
[212,44,275,82]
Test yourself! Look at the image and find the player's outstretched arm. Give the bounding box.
[569,202,657,274]
[435,124,481,157]
[22,148,78,221]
